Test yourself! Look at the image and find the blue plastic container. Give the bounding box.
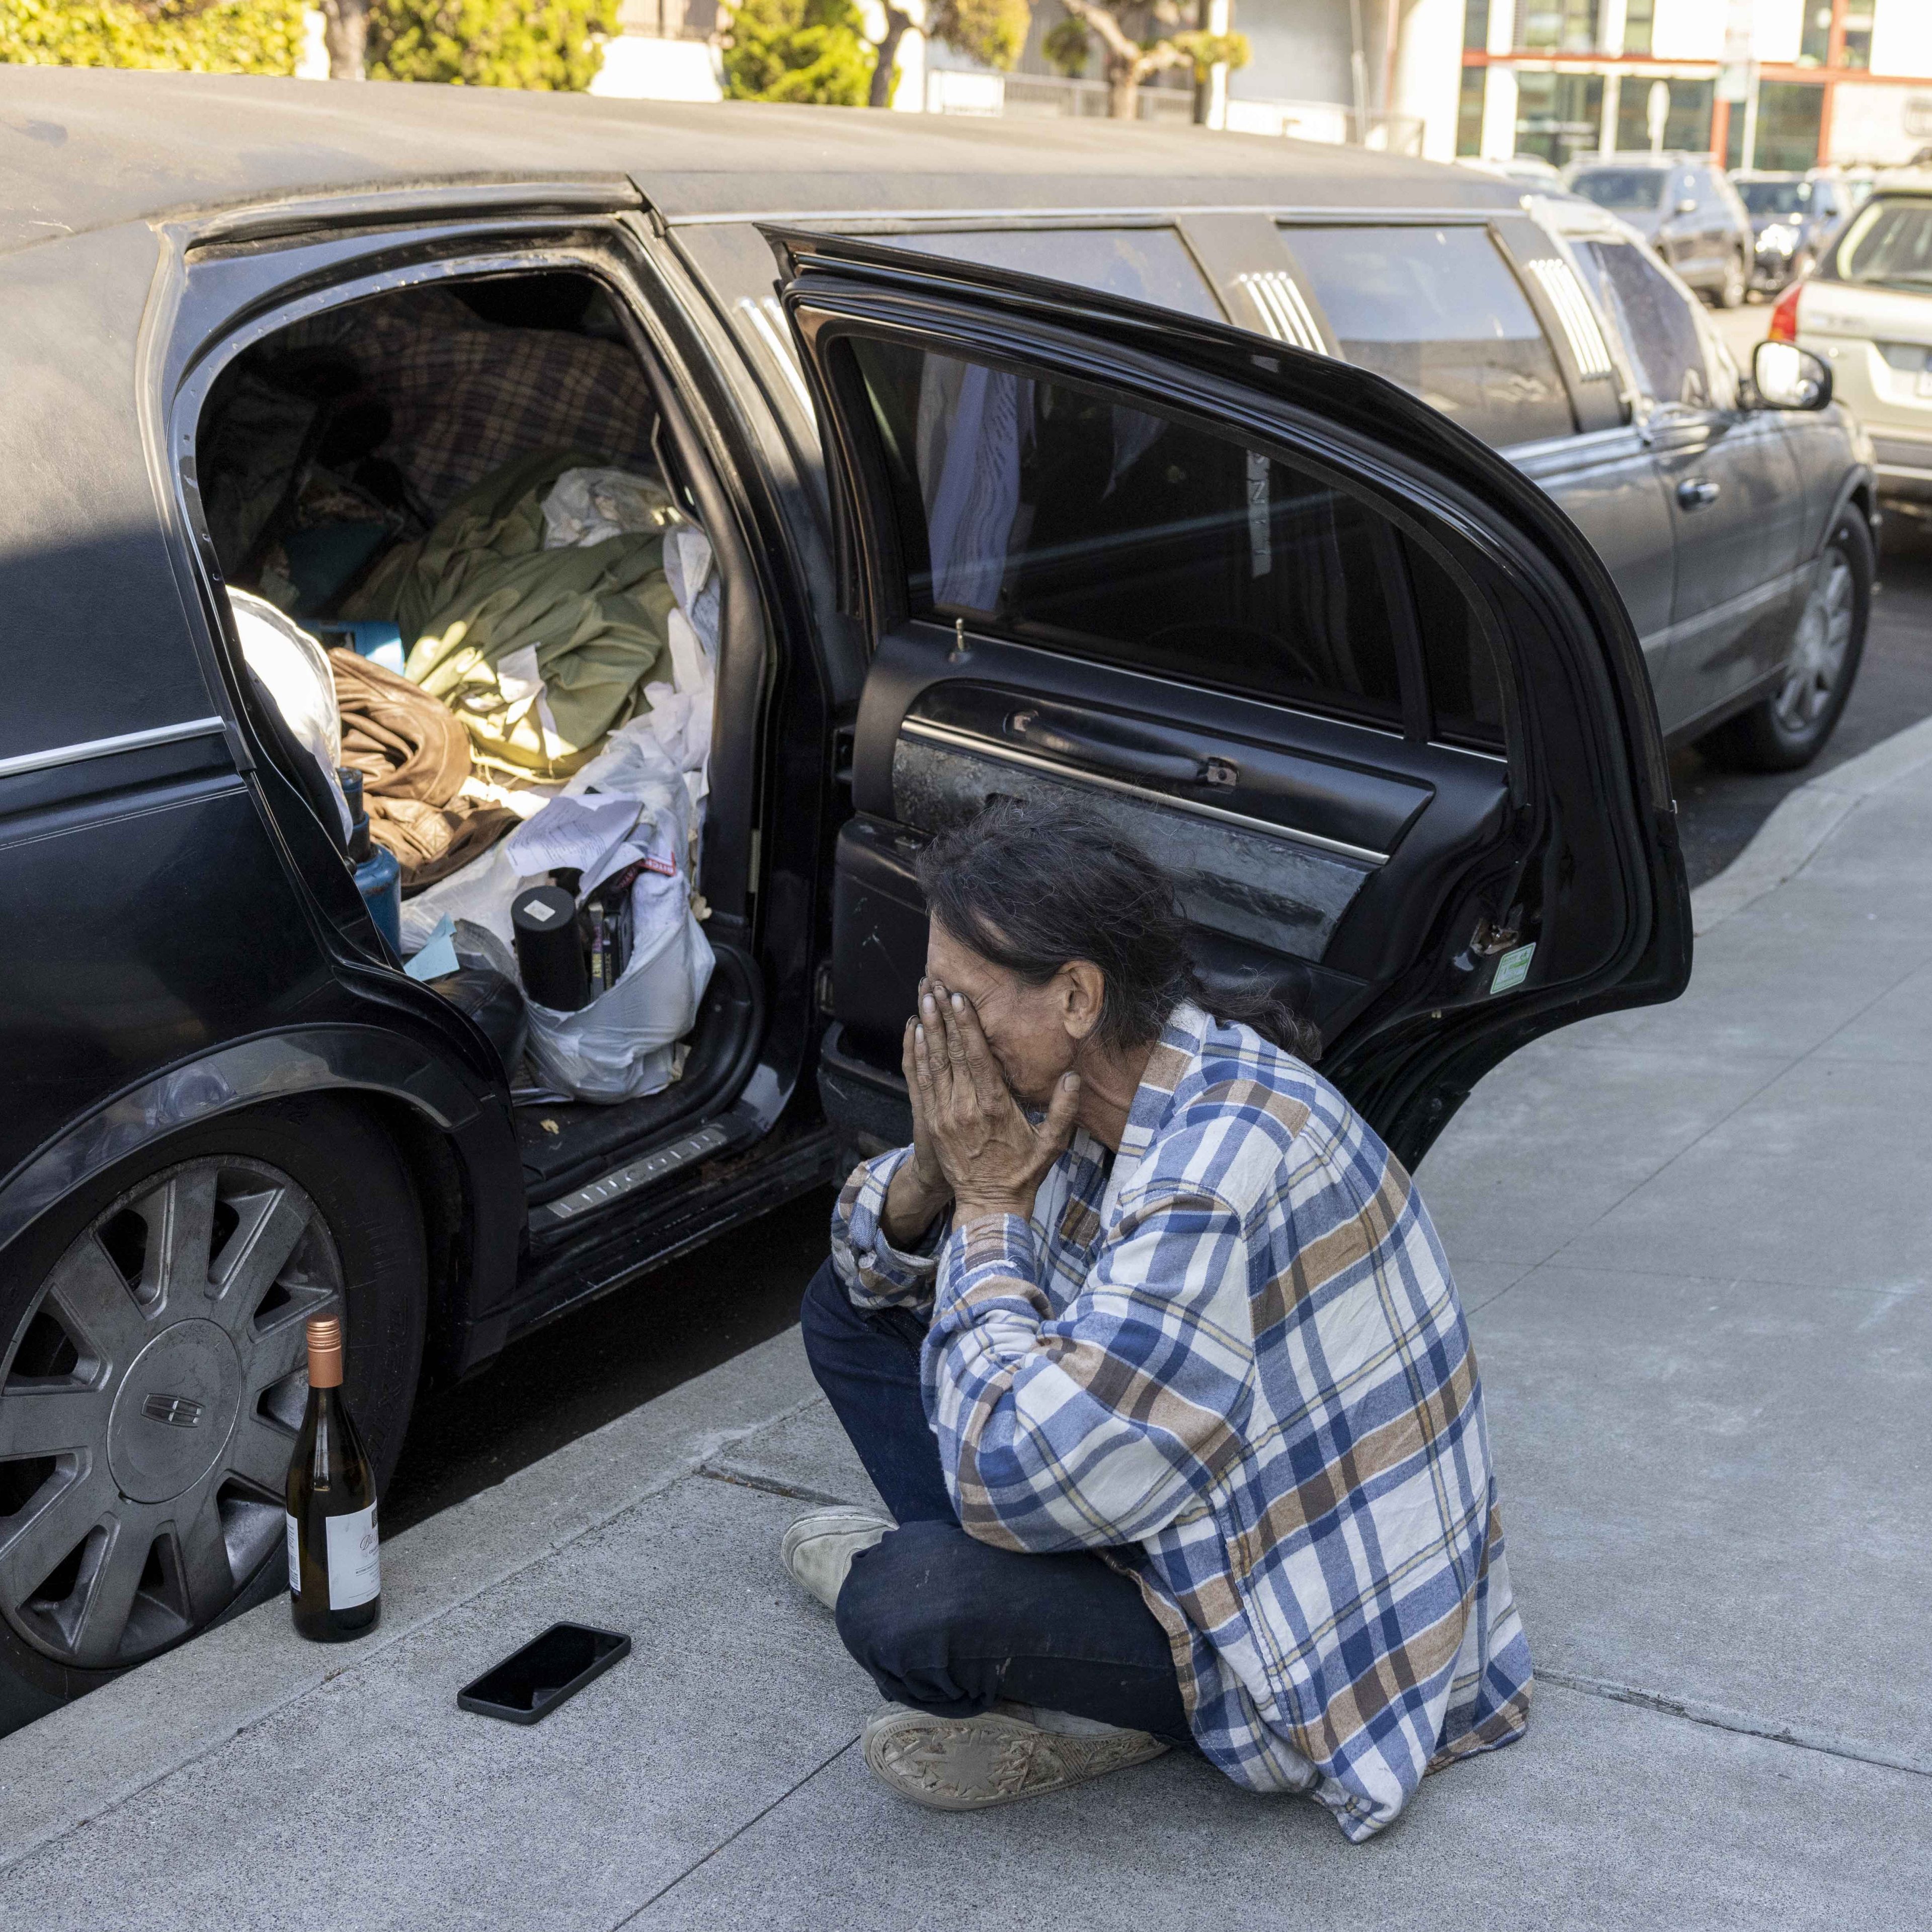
[336,767,403,958]
[355,844,403,956]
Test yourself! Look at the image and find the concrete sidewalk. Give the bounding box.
[8,727,1932,1930]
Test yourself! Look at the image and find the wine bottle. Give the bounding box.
[285,1315,381,1642]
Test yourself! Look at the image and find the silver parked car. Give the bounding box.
[1778,166,1932,510]
[1565,154,1756,309]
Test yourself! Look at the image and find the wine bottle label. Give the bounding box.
[326,1501,381,1610]
[286,1512,300,1593]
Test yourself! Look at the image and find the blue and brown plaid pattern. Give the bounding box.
[833,1001,1532,1840]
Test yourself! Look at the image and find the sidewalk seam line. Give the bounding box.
[0,1389,832,1878]
[1540,1667,1932,1780]
[608,1736,859,1927]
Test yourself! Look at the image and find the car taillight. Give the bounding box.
[1769,280,1803,343]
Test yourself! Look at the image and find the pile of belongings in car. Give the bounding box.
[208,287,719,1103]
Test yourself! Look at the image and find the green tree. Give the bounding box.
[1043,0,1246,120]
[0,0,304,72]
[926,0,1030,71]
[721,0,873,107]
[366,0,613,89]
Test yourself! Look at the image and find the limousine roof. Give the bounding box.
[0,66,1520,256]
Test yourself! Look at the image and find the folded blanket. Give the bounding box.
[347,450,678,778]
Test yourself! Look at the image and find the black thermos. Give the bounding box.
[512,884,588,1011]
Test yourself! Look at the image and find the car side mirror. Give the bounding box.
[1675,197,1699,216]
[1752,340,1832,411]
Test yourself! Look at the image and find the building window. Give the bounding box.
[1755,81,1826,170]
[1799,3,1830,65]
[1464,0,1491,52]
[1515,0,1597,55]
[1841,2,1874,70]
[1615,75,1711,153]
[1622,0,1653,56]
[1516,69,1605,166]
[1458,65,1487,154]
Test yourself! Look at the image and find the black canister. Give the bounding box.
[512,884,588,1011]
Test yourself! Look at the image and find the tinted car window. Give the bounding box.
[1280,224,1574,448]
[1409,540,1505,750]
[847,336,1410,725]
[1834,197,1932,292]
[881,227,1222,320]
[1739,179,1810,216]
[1571,167,1669,213]
[1575,240,1709,409]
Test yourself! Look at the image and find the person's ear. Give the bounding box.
[1060,960,1106,1044]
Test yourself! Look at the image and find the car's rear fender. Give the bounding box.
[0,1024,524,1382]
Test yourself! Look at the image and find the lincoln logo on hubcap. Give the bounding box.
[141,1393,206,1429]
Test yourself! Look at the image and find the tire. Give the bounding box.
[1717,250,1748,309]
[1697,512,1874,774]
[0,1096,425,1732]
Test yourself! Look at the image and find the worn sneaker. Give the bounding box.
[861,1701,1168,1811]
[779,1507,893,1610]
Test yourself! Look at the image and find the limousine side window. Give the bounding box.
[1280,223,1575,449]
[1574,239,1709,412]
[851,337,1443,731]
[879,227,1223,320]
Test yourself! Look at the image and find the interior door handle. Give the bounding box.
[1008,710,1208,785]
[1677,477,1722,510]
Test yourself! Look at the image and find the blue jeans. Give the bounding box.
[798,1259,1192,1745]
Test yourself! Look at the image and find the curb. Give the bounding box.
[1688,713,1932,938]
[0,1330,825,1873]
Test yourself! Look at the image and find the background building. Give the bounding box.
[1438,0,1932,170]
[585,0,1932,167]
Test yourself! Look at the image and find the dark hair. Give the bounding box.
[914,796,1322,1062]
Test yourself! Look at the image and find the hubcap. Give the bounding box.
[1774,547,1856,735]
[0,1159,341,1669]
[106,1322,243,1506]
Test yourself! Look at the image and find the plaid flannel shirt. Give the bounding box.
[831,1000,1532,1841]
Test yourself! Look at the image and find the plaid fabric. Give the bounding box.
[282,288,658,517]
[832,1000,1532,1840]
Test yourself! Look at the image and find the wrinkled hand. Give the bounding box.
[913,981,1079,1226]
[879,984,952,1247]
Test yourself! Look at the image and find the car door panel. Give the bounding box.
[1512,427,1677,713]
[1654,413,1806,722]
[776,231,1687,1165]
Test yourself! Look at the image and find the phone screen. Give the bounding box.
[462,1623,625,1713]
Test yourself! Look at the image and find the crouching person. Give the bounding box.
[789,798,1532,1840]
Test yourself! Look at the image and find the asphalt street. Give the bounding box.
[382,304,1932,1534]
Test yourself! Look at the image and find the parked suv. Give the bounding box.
[1566,154,1755,308]
[1774,167,1932,507]
[1732,168,1853,294]
[3,69,1849,1735]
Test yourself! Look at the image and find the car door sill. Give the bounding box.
[899,718,1390,865]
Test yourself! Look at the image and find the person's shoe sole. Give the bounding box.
[861,1703,1168,1811]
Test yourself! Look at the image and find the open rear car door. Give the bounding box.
[774,231,1691,1170]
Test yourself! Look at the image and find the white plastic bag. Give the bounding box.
[228,591,353,842]
[523,892,714,1102]
[540,466,676,549]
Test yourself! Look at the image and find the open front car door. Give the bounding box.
[776,230,1691,1170]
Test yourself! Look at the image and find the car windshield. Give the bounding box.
[1738,180,1810,216]
[1835,197,1932,290]
[1570,168,1669,213]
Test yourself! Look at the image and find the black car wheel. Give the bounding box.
[0,1097,424,1730]
[1699,514,1873,773]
